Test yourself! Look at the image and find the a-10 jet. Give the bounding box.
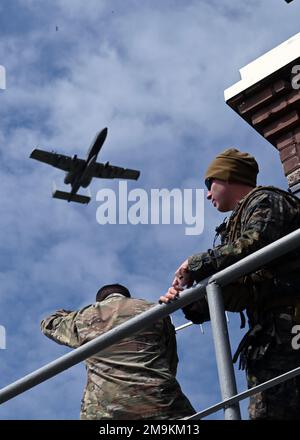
[30,128,140,204]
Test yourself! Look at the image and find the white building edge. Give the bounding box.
[225,32,300,101]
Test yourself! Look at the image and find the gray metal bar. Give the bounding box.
[0,281,208,405]
[186,364,300,420]
[175,322,194,332]
[0,228,299,406]
[175,321,204,334]
[206,282,241,420]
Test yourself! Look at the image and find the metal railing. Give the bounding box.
[0,228,300,418]
[186,364,300,419]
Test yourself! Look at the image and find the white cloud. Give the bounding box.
[0,0,299,419]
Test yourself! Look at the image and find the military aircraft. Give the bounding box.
[30,127,140,204]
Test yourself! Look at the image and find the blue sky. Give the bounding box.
[0,0,299,420]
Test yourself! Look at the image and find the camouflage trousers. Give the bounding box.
[247,350,300,420]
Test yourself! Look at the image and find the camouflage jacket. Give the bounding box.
[41,294,195,420]
[183,186,300,324]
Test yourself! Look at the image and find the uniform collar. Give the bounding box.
[95,293,126,306]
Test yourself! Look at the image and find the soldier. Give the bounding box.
[160,148,300,420]
[41,283,195,420]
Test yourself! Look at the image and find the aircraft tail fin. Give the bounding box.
[52,189,91,204]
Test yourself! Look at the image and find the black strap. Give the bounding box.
[239,311,246,329]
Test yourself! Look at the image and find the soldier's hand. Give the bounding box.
[159,259,192,304]
[159,286,183,304]
[173,259,191,288]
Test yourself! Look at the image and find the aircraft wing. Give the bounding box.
[30,149,84,172]
[92,162,140,180]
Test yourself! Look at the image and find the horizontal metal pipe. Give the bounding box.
[175,321,204,334]
[0,228,299,406]
[186,364,300,420]
[0,281,208,404]
[175,322,194,332]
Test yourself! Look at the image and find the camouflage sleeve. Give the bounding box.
[40,309,80,348]
[188,191,289,282]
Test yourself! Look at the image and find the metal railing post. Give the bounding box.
[0,229,299,411]
[206,282,241,420]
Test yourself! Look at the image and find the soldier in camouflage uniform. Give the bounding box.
[160,149,300,419]
[41,283,195,420]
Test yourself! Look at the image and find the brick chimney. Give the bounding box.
[224,33,300,197]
